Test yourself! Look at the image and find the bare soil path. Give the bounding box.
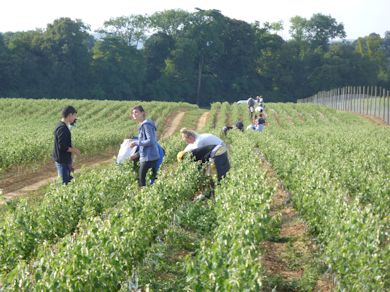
[160,111,185,139]
[259,155,334,291]
[196,111,209,131]
[0,152,116,204]
[358,113,389,126]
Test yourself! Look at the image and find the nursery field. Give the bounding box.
[0,98,198,173]
[0,99,388,291]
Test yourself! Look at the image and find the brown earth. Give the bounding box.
[160,111,185,139]
[259,155,334,291]
[272,112,282,127]
[358,113,389,126]
[196,112,209,131]
[0,151,116,203]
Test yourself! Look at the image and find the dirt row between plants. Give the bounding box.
[258,154,334,291]
[357,113,389,126]
[0,110,192,204]
[160,111,185,139]
[196,111,209,131]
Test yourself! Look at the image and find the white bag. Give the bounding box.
[116,139,137,164]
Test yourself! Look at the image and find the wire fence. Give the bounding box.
[297,86,390,125]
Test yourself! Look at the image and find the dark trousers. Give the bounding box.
[215,152,230,181]
[139,160,158,187]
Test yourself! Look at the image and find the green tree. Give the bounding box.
[216,18,258,101]
[3,30,52,97]
[0,33,12,96]
[148,9,191,37]
[308,42,378,92]
[42,18,93,98]
[355,33,388,83]
[290,13,345,49]
[99,15,150,47]
[143,32,174,99]
[91,36,144,99]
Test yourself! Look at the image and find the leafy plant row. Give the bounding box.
[0,164,137,276]
[253,117,389,290]
[186,130,275,290]
[2,160,202,290]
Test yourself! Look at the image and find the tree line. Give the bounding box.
[0,9,389,105]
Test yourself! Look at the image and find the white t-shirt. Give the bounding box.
[184,133,223,152]
[255,106,264,113]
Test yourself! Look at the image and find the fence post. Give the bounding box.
[387,90,390,124]
[359,86,363,115]
[375,86,378,117]
[343,87,346,111]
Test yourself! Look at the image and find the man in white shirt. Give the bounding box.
[178,128,229,181]
[182,131,223,152]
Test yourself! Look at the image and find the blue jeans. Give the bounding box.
[55,162,73,184]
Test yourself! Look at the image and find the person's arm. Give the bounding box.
[138,123,157,147]
[67,147,80,155]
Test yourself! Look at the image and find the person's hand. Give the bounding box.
[129,141,137,148]
[177,151,186,161]
[130,153,138,160]
[72,147,81,156]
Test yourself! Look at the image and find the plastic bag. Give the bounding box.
[116,139,137,164]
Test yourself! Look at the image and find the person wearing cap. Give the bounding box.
[178,128,230,181]
[52,105,80,184]
[129,105,160,187]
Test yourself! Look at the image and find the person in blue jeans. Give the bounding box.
[129,105,160,187]
[52,105,81,184]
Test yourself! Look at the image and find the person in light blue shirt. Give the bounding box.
[130,105,159,186]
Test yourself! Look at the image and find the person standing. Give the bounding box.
[52,105,80,184]
[129,105,160,187]
[247,97,255,120]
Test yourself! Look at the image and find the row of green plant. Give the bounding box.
[248,104,389,290]
[185,130,276,290]
[0,131,188,275]
[0,163,137,275]
[2,159,202,290]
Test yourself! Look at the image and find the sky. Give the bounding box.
[1,0,389,40]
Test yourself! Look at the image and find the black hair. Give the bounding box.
[62,106,77,118]
[235,120,244,131]
[132,105,145,112]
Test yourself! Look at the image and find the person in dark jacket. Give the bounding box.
[129,105,160,187]
[52,105,80,184]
